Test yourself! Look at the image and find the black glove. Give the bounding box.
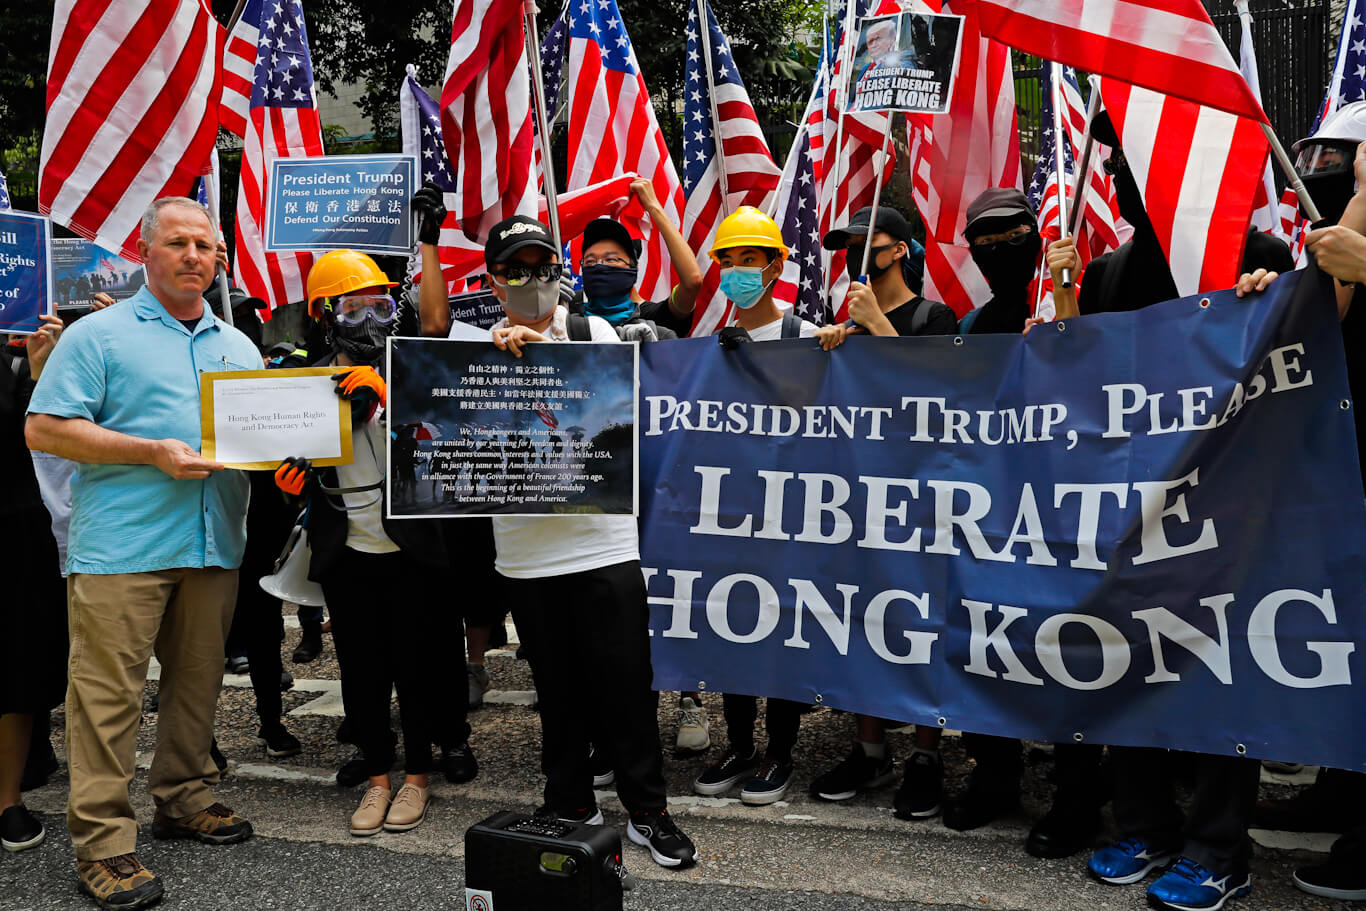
[717,326,752,350]
[411,181,447,246]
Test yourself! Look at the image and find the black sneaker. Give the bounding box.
[292,620,323,663]
[739,754,793,806]
[627,809,697,869]
[210,739,228,773]
[336,750,370,788]
[258,723,302,758]
[893,751,943,819]
[1293,831,1366,901]
[810,745,895,801]
[1,805,45,852]
[226,654,250,675]
[693,748,760,796]
[942,775,1019,831]
[441,742,479,784]
[535,803,604,825]
[280,670,294,692]
[1026,799,1100,859]
[589,744,615,788]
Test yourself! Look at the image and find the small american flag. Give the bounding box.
[40,0,223,262]
[440,0,535,244]
[0,167,10,210]
[771,29,836,327]
[565,0,687,303]
[229,0,325,314]
[682,0,782,337]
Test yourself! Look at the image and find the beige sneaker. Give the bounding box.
[675,696,711,753]
[350,785,391,836]
[76,853,164,910]
[383,783,431,832]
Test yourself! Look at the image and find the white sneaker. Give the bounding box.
[674,696,711,753]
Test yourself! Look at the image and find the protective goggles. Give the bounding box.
[333,293,398,326]
[490,262,564,287]
[1295,142,1354,177]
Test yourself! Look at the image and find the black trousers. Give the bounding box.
[1110,746,1261,872]
[510,560,666,815]
[722,695,802,760]
[322,548,468,775]
[962,735,1106,807]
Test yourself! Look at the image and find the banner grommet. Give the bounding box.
[1199,298,1211,309]
[1235,743,1247,755]
[1056,321,1067,333]
[953,336,964,347]
[814,694,824,704]
[937,717,947,727]
[1342,400,1352,410]
[1072,732,1085,742]
[697,680,706,690]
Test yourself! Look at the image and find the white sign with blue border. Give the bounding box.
[0,209,54,336]
[264,153,418,255]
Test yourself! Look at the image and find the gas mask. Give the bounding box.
[326,294,396,365]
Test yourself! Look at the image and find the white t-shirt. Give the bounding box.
[335,414,399,554]
[743,313,818,341]
[490,306,640,579]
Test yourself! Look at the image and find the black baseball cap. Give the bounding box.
[484,215,559,266]
[582,218,643,261]
[822,206,914,250]
[963,188,1036,239]
[203,278,268,312]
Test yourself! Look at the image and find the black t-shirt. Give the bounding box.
[967,291,1030,335]
[883,295,959,336]
[636,297,692,339]
[179,317,201,334]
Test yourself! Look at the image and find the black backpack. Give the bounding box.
[779,312,804,339]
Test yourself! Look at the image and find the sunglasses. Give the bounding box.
[491,262,564,287]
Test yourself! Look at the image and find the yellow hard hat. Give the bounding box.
[306,249,397,319]
[708,206,790,263]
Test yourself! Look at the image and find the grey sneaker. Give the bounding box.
[675,696,711,753]
[467,663,490,709]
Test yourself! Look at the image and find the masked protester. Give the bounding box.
[813,206,957,351]
[569,177,703,341]
[273,249,476,840]
[959,189,1048,334]
[484,216,698,871]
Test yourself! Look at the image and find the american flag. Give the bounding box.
[682,0,782,337]
[0,167,10,210]
[564,0,687,303]
[1279,0,1364,257]
[975,0,1268,122]
[1099,78,1268,296]
[441,0,535,244]
[907,0,1019,315]
[535,10,570,184]
[771,28,837,327]
[401,67,648,294]
[40,0,223,262]
[1235,3,1279,235]
[227,0,325,314]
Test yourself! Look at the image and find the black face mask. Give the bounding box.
[846,243,896,281]
[328,317,390,365]
[1300,170,1355,225]
[968,231,1042,293]
[580,262,638,299]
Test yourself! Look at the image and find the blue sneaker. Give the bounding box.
[1147,857,1252,911]
[1088,837,1178,884]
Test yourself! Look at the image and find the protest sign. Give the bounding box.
[200,367,353,470]
[0,209,53,335]
[448,289,506,331]
[640,268,1366,772]
[847,11,964,114]
[51,237,144,310]
[264,154,418,255]
[386,337,638,518]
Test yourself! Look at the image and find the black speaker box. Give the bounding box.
[464,811,625,911]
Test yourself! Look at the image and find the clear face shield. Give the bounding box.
[1295,142,1355,180]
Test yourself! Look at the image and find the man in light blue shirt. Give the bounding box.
[26,197,262,911]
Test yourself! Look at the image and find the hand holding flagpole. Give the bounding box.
[1049,62,1073,289]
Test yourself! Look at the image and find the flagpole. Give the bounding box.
[224,0,249,33]
[696,0,730,215]
[1049,62,1073,289]
[825,1,859,300]
[1066,81,1102,239]
[524,0,563,250]
[202,146,235,327]
[1265,124,1322,223]
[857,114,895,279]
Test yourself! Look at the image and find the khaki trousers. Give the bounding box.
[65,568,237,860]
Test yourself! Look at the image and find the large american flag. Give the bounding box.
[1278,0,1364,256]
[564,0,687,303]
[974,0,1268,122]
[907,0,1019,315]
[225,0,325,313]
[40,0,223,262]
[535,10,570,186]
[682,0,782,337]
[441,0,535,243]
[771,28,838,327]
[1099,78,1268,296]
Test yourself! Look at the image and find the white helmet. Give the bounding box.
[1294,101,1366,178]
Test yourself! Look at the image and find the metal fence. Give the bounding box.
[1013,0,1334,189]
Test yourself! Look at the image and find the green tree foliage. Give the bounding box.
[0,4,52,211]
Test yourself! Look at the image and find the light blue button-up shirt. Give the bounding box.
[28,286,264,575]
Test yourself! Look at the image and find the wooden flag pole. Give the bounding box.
[696,0,730,216]
[1049,62,1073,289]
[524,0,563,250]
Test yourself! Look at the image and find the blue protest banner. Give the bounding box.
[640,267,1366,772]
[0,209,54,335]
[265,154,417,255]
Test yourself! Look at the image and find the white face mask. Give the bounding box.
[503,279,560,321]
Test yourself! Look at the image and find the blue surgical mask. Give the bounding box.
[719,265,773,310]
